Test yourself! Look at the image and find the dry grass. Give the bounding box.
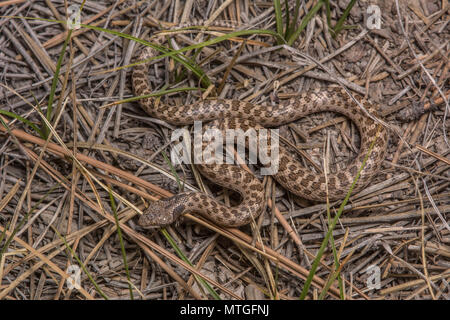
[0,0,449,300]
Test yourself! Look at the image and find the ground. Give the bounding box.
[0,0,448,300]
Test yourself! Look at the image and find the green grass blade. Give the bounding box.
[159,151,220,299]
[42,0,88,138]
[330,0,357,37]
[0,16,210,88]
[0,110,42,137]
[273,0,284,43]
[43,28,72,139]
[109,188,134,300]
[161,150,184,192]
[283,0,291,39]
[173,34,210,83]
[319,205,344,299]
[160,228,221,300]
[286,0,302,39]
[287,0,325,46]
[81,24,212,88]
[324,0,332,33]
[318,262,343,299]
[299,125,383,299]
[148,28,285,59]
[1,16,283,90]
[104,27,284,77]
[53,226,109,300]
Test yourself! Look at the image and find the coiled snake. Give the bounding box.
[133,32,389,228]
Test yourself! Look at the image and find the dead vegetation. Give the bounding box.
[0,0,449,300]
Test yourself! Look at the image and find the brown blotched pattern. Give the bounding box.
[134,31,389,228]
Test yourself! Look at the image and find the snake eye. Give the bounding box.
[138,211,171,228]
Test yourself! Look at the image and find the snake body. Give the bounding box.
[133,38,389,228]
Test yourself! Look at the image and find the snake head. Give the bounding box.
[138,194,189,228]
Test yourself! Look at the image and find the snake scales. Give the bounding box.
[133,28,389,228]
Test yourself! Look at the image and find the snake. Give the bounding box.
[132,28,389,228]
